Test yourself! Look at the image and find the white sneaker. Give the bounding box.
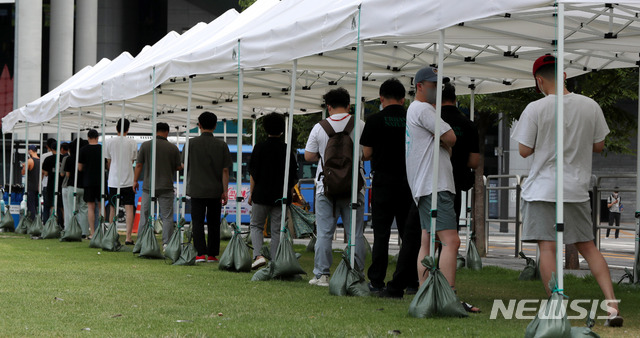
[309,274,330,287]
[251,257,267,270]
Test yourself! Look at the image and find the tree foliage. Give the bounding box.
[239,0,256,11]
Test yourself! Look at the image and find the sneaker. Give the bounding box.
[207,256,219,263]
[195,255,206,263]
[368,282,383,295]
[309,274,330,287]
[251,256,267,270]
[379,287,403,299]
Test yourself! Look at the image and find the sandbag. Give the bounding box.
[289,204,315,238]
[133,221,148,254]
[456,254,466,270]
[102,221,122,251]
[466,234,482,270]
[1,207,15,232]
[60,213,83,241]
[41,214,61,239]
[15,211,29,234]
[27,214,43,236]
[220,214,233,240]
[306,236,316,252]
[154,218,163,235]
[525,274,572,338]
[408,256,468,318]
[173,229,197,266]
[271,231,306,277]
[89,218,105,248]
[329,252,368,297]
[218,231,252,272]
[164,218,185,263]
[138,224,163,259]
[251,262,274,281]
[519,251,541,281]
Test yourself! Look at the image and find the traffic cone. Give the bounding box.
[133,197,142,234]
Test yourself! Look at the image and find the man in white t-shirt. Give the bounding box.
[105,118,138,245]
[406,66,479,311]
[511,54,622,327]
[304,87,365,287]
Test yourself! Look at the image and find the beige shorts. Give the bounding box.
[521,200,594,244]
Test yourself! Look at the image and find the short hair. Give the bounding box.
[323,87,350,109]
[442,83,456,103]
[87,129,99,139]
[198,111,218,130]
[46,138,56,150]
[116,118,130,133]
[156,122,170,132]
[60,143,69,151]
[379,78,405,101]
[262,113,285,136]
[535,63,556,81]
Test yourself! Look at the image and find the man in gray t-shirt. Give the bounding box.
[134,122,183,245]
[183,112,231,262]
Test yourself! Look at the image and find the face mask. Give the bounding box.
[425,87,437,104]
[537,78,548,97]
[379,104,384,111]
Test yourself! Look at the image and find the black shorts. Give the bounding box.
[107,186,135,206]
[83,186,103,203]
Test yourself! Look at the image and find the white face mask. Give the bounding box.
[537,78,548,97]
[379,104,384,111]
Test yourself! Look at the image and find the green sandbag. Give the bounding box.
[466,234,482,270]
[27,215,43,236]
[570,327,600,338]
[41,214,61,239]
[519,251,541,281]
[60,213,83,242]
[329,252,368,297]
[154,218,163,234]
[102,221,122,252]
[164,218,185,263]
[306,236,316,252]
[89,218,105,248]
[133,221,148,254]
[289,204,315,238]
[139,224,163,259]
[408,256,468,318]
[218,231,252,272]
[173,229,197,266]
[15,211,29,234]
[271,231,306,277]
[1,207,15,232]
[220,214,233,240]
[525,274,571,338]
[251,262,274,281]
[456,254,466,270]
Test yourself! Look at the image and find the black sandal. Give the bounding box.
[461,301,481,313]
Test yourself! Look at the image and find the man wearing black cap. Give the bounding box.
[511,54,622,327]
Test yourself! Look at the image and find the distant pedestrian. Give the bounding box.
[247,113,298,269]
[606,187,621,239]
[78,129,103,238]
[183,112,231,263]
[21,145,40,221]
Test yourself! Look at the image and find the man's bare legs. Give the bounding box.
[538,240,620,316]
[417,229,460,287]
[87,201,96,237]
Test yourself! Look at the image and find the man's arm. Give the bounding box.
[133,163,143,192]
[221,168,229,206]
[593,140,605,153]
[519,143,534,158]
[362,146,373,161]
[248,175,255,206]
[305,151,319,162]
[440,129,456,156]
[105,159,111,170]
[467,153,480,169]
[78,163,84,172]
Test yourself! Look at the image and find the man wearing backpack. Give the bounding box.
[305,87,366,287]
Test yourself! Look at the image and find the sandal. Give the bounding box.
[604,315,624,327]
[125,241,135,245]
[461,301,481,313]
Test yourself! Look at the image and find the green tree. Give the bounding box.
[239,0,256,11]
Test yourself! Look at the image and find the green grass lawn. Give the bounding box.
[0,232,637,337]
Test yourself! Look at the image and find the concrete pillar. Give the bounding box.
[14,0,42,109]
[75,0,98,71]
[49,0,75,89]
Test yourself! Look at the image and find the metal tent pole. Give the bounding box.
[24,123,29,206]
[72,109,81,212]
[181,77,193,217]
[251,115,257,147]
[114,101,126,224]
[350,33,364,268]
[52,100,62,218]
[150,67,159,227]
[555,2,566,292]
[235,39,244,230]
[635,67,640,284]
[38,123,43,215]
[280,60,297,239]
[429,29,446,258]
[8,133,14,208]
[100,86,107,225]
[467,81,475,252]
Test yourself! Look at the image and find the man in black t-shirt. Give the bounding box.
[360,78,418,296]
[78,129,104,238]
[440,83,480,228]
[41,139,59,223]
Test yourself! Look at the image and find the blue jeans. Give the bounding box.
[313,192,365,276]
